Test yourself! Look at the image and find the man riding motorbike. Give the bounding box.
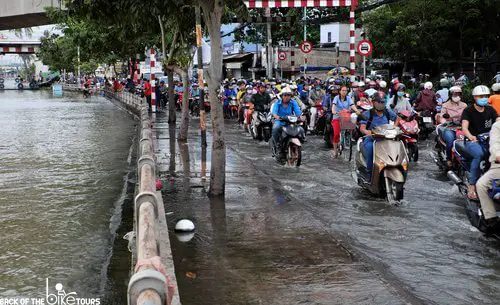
[461,85,498,199]
[308,84,326,133]
[476,118,500,230]
[251,83,272,138]
[415,81,437,116]
[359,94,398,180]
[271,87,302,154]
[436,86,468,167]
[489,83,500,115]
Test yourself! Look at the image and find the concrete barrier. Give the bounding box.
[103,90,180,305]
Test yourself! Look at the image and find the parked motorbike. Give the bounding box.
[355,124,409,203]
[397,110,420,162]
[250,106,273,142]
[270,115,306,167]
[447,133,500,236]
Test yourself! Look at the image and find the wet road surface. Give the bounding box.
[155,112,500,305]
[0,90,136,300]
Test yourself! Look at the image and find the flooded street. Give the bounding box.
[157,114,500,305]
[0,90,136,299]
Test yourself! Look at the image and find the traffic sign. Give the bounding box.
[299,41,313,54]
[357,39,373,57]
[278,51,287,61]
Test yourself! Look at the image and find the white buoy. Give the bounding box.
[175,219,195,232]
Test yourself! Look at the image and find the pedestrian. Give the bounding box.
[144,78,152,111]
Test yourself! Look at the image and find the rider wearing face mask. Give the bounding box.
[461,85,498,199]
[390,84,413,114]
[437,86,468,167]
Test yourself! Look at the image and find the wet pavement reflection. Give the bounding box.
[154,112,500,305]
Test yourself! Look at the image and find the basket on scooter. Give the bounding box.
[339,111,356,130]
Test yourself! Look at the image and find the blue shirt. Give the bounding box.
[360,109,397,130]
[333,95,353,111]
[322,94,333,111]
[271,99,302,126]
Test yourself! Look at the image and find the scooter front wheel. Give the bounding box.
[385,177,404,202]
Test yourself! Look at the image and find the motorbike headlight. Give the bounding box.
[288,116,298,123]
[385,129,398,139]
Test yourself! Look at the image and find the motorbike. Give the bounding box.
[243,102,254,133]
[270,115,306,167]
[355,124,409,203]
[250,105,273,142]
[397,110,420,162]
[416,110,435,140]
[176,92,183,111]
[433,116,462,171]
[447,133,500,236]
[190,96,200,117]
[229,97,238,119]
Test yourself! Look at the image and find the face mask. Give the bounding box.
[374,103,386,111]
[451,96,461,103]
[397,91,404,97]
[476,97,488,107]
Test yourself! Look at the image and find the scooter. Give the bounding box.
[433,116,462,171]
[190,96,200,117]
[176,92,183,111]
[417,110,435,140]
[270,115,306,167]
[447,133,500,236]
[229,97,238,119]
[243,102,254,133]
[397,110,420,162]
[250,106,273,142]
[355,124,409,203]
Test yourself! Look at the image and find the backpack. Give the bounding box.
[352,109,391,141]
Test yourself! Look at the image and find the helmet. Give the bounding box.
[424,82,433,90]
[351,81,359,88]
[289,84,298,90]
[280,87,292,96]
[439,78,450,87]
[358,81,366,87]
[449,86,462,93]
[472,85,490,96]
[334,78,343,85]
[491,83,500,92]
[379,80,387,89]
[398,83,406,91]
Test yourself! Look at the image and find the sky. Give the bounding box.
[0,25,60,65]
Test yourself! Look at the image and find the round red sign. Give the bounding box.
[357,39,373,57]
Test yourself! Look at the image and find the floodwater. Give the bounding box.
[0,89,136,301]
[157,113,500,305]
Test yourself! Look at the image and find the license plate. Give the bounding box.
[423,117,432,123]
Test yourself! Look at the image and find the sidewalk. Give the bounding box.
[152,112,409,305]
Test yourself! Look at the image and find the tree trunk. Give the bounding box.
[201,1,225,197]
[167,68,176,123]
[178,67,190,142]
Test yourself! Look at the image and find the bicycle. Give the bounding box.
[339,110,356,161]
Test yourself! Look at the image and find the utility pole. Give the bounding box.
[266,7,272,79]
[195,6,207,147]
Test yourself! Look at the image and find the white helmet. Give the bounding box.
[289,84,298,90]
[424,81,433,90]
[491,83,500,92]
[440,78,450,87]
[379,80,387,89]
[280,86,292,96]
[358,81,366,87]
[472,85,490,96]
[449,86,462,93]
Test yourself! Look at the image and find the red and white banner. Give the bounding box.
[244,0,358,8]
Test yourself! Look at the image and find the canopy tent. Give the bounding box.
[244,0,358,76]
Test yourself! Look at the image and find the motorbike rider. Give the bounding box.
[364,81,378,98]
[251,83,272,137]
[359,94,398,180]
[308,83,326,133]
[415,81,437,118]
[437,86,468,167]
[436,78,450,104]
[476,118,500,229]
[390,84,413,114]
[331,86,360,157]
[461,85,498,199]
[271,87,302,152]
[489,83,500,114]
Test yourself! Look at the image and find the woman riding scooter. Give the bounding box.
[436,86,468,168]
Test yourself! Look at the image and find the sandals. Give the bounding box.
[467,186,478,200]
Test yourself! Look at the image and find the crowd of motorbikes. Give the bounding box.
[217,76,499,237]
